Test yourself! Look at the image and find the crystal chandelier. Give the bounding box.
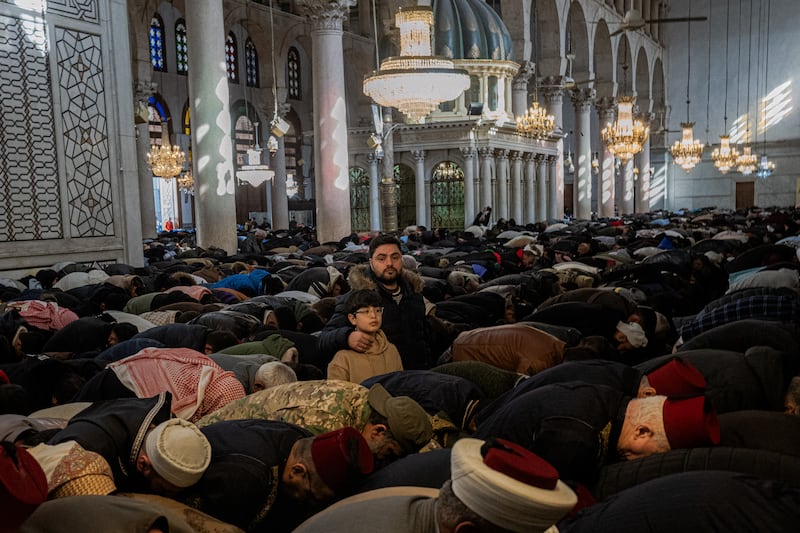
[755,155,775,179]
[177,170,194,195]
[516,102,555,138]
[735,145,758,175]
[601,96,649,163]
[147,122,186,179]
[363,6,469,124]
[669,122,704,172]
[711,135,740,174]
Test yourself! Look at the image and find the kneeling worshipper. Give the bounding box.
[294,437,577,533]
[182,422,373,532]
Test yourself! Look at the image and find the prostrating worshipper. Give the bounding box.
[1,441,49,532]
[475,382,720,485]
[560,471,800,532]
[73,347,245,422]
[294,437,577,533]
[182,422,372,531]
[197,381,432,465]
[48,393,211,495]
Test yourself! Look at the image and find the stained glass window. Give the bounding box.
[149,14,166,71]
[245,38,259,87]
[175,19,188,75]
[288,47,301,100]
[226,33,238,83]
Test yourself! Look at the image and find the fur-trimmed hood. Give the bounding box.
[347,263,425,294]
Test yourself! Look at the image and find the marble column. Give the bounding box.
[461,147,476,227]
[381,110,396,232]
[495,150,509,221]
[412,150,426,226]
[620,158,635,215]
[571,88,596,220]
[186,0,238,254]
[479,147,494,218]
[303,0,354,243]
[135,123,156,239]
[368,152,381,231]
[547,155,559,220]
[511,152,523,223]
[512,61,535,120]
[542,78,565,219]
[272,136,289,229]
[635,136,651,214]
[536,155,548,223]
[524,154,536,224]
[596,97,617,218]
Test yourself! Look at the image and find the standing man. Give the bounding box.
[320,235,431,369]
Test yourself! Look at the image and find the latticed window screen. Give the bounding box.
[288,47,301,100]
[245,38,259,87]
[234,115,255,168]
[149,15,166,71]
[175,20,188,75]
[226,33,238,83]
[396,164,416,228]
[349,167,370,232]
[430,161,465,230]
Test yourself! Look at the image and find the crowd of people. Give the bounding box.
[1,205,800,532]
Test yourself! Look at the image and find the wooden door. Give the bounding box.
[735,181,755,210]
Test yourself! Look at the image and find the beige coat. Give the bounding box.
[328,329,404,383]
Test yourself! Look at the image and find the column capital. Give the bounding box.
[460,146,475,159]
[299,0,354,31]
[570,87,596,112]
[478,147,494,159]
[512,60,536,91]
[595,96,617,118]
[523,152,536,162]
[412,149,426,161]
[540,77,564,104]
[495,148,509,160]
[511,151,524,161]
[534,153,546,162]
[546,155,558,165]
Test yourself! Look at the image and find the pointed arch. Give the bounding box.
[149,13,166,72]
[175,18,188,75]
[245,37,259,88]
[226,32,239,83]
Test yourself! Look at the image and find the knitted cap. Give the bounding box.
[144,419,212,488]
[368,384,433,453]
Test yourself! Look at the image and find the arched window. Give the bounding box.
[287,47,301,100]
[349,167,370,232]
[226,32,238,83]
[149,14,166,71]
[234,114,256,168]
[245,38,259,88]
[431,162,465,230]
[175,19,188,75]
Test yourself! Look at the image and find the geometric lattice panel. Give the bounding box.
[47,0,99,23]
[56,26,114,237]
[0,14,63,241]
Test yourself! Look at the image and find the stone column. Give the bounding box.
[381,110,396,232]
[524,153,536,224]
[272,136,289,229]
[571,88,595,220]
[412,150,426,226]
[186,0,238,254]
[495,150,509,221]
[479,147,494,218]
[542,78,565,219]
[596,97,617,218]
[302,0,354,243]
[461,147,476,227]
[511,152,523,223]
[368,152,381,231]
[512,61,535,119]
[134,81,157,240]
[547,155,559,220]
[536,155,548,223]
[635,136,651,214]
[620,158,635,215]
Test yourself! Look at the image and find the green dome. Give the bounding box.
[433,0,514,61]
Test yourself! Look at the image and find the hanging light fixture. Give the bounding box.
[177,169,194,195]
[735,0,758,176]
[711,135,739,174]
[591,151,600,175]
[147,121,186,179]
[363,6,469,124]
[755,0,776,179]
[516,101,555,138]
[735,145,758,175]
[601,95,649,163]
[668,7,703,173]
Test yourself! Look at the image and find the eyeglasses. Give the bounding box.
[353,307,384,316]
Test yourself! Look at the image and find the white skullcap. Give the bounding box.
[616,321,648,348]
[450,438,577,533]
[145,419,212,488]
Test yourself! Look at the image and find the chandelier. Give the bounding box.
[516,101,555,138]
[711,135,740,174]
[735,145,758,175]
[601,96,649,163]
[363,6,469,123]
[755,155,775,179]
[669,122,704,172]
[177,170,194,195]
[147,123,186,179]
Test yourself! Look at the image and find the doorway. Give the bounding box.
[735,181,755,210]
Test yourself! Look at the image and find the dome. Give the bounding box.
[433,0,514,61]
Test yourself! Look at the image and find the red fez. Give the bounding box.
[647,359,707,397]
[0,443,48,531]
[311,427,374,493]
[482,438,559,490]
[662,396,720,449]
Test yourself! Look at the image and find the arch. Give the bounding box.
[147,94,172,142]
[652,56,665,120]
[534,0,561,78]
[349,167,370,233]
[593,19,614,98]
[615,34,633,96]
[225,32,239,83]
[245,37,259,88]
[283,108,303,200]
[430,162,465,230]
[395,164,416,229]
[175,18,188,75]
[566,1,590,82]
[634,46,650,108]
[149,13,166,72]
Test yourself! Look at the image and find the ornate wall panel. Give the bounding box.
[47,0,99,23]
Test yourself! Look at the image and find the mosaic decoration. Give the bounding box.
[0,14,63,242]
[55,26,114,237]
[47,0,99,23]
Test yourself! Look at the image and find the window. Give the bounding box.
[175,19,188,75]
[488,76,498,111]
[234,114,256,168]
[226,33,238,83]
[245,38,259,87]
[467,76,481,106]
[149,14,166,71]
[287,47,301,100]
